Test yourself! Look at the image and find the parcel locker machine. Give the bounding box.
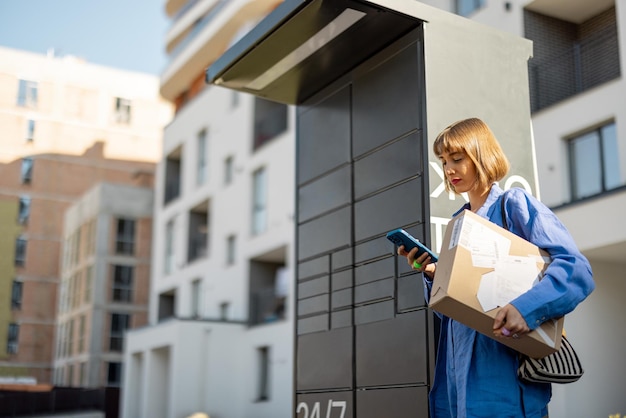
[206,0,536,416]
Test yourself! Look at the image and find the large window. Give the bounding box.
[21,158,33,184]
[115,218,135,255]
[26,119,35,142]
[226,235,236,265]
[568,122,621,201]
[109,313,130,352]
[7,324,19,354]
[164,219,175,274]
[18,196,31,224]
[11,280,23,310]
[252,168,267,235]
[114,97,131,124]
[456,0,485,16]
[256,346,270,401]
[15,237,27,266]
[17,79,38,107]
[253,97,287,150]
[197,129,208,186]
[224,155,234,186]
[112,265,133,302]
[107,362,122,386]
[191,279,201,318]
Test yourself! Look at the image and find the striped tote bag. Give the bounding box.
[517,335,584,384]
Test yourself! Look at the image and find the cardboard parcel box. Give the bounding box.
[429,209,563,359]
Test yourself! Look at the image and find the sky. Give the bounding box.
[0,0,170,75]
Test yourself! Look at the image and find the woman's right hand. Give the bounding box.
[398,245,436,279]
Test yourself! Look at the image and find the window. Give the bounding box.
[164,149,182,204]
[78,315,86,353]
[79,362,87,386]
[107,362,122,386]
[226,235,236,265]
[253,98,287,150]
[17,79,38,107]
[256,346,270,401]
[220,302,230,320]
[21,158,33,184]
[68,319,74,356]
[568,122,621,201]
[191,279,201,318]
[26,119,35,142]
[109,313,130,352]
[224,156,234,185]
[68,364,74,387]
[115,218,135,255]
[252,168,267,235]
[7,324,19,354]
[112,265,133,302]
[114,97,131,124]
[85,265,93,303]
[11,280,23,310]
[18,196,31,224]
[231,91,240,108]
[15,237,26,266]
[456,0,485,16]
[197,129,208,186]
[165,219,175,274]
[188,203,209,262]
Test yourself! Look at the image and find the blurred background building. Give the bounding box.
[0,46,172,388]
[121,1,295,417]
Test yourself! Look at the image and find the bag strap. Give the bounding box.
[500,192,508,231]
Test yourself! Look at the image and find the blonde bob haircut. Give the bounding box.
[433,117,510,194]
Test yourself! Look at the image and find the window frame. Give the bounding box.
[568,121,621,201]
[252,167,268,235]
[112,265,134,303]
[115,218,136,255]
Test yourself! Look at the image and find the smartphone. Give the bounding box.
[386,228,439,262]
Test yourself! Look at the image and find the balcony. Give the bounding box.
[525,5,620,112]
[160,0,281,102]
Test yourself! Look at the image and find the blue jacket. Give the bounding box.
[425,184,595,417]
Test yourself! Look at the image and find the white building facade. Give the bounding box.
[122,1,295,417]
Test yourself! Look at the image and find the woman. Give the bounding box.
[398,118,595,417]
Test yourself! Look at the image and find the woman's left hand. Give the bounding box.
[493,304,530,339]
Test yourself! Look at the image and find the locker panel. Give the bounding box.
[356,310,429,387]
[354,300,394,325]
[298,255,330,281]
[296,391,354,418]
[332,247,353,271]
[352,44,422,158]
[356,386,429,418]
[354,278,394,306]
[354,258,394,286]
[354,132,423,200]
[297,314,328,336]
[298,86,351,185]
[299,276,330,300]
[298,207,351,261]
[298,165,351,223]
[297,327,353,390]
[331,269,353,291]
[354,179,424,242]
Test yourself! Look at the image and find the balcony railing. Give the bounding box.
[529,25,620,112]
[249,288,286,326]
[168,0,231,60]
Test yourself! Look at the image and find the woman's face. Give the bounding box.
[438,149,478,194]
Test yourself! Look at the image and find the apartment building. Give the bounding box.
[54,182,153,388]
[0,46,173,384]
[122,1,294,417]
